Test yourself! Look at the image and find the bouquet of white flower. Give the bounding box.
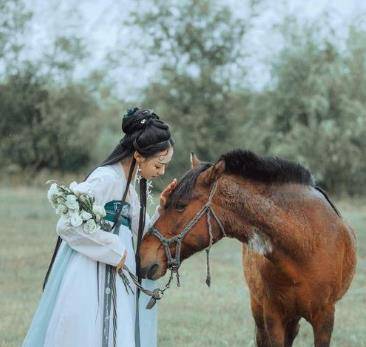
[47,181,109,234]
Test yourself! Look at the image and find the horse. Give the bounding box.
[139,149,357,347]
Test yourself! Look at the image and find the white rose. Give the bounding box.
[69,212,83,227]
[47,183,60,206]
[81,210,93,221]
[93,205,106,218]
[69,181,78,190]
[65,194,79,210]
[56,204,68,215]
[69,181,84,196]
[47,183,58,197]
[83,219,98,234]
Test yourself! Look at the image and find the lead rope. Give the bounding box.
[117,264,174,309]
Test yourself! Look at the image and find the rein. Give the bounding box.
[118,264,174,309]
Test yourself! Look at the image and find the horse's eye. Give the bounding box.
[175,203,186,212]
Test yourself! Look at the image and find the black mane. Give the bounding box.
[219,149,314,186]
[167,149,315,208]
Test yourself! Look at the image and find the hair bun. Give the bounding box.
[124,107,139,118]
[122,108,160,135]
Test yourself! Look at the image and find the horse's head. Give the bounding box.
[139,153,226,280]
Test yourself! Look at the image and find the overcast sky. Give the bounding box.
[26,0,366,98]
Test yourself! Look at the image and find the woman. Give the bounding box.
[22,107,176,347]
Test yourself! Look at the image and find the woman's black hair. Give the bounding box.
[42,107,174,290]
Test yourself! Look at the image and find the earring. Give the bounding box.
[136,166,142,184]
[135,166,153,204]
[146,180,153,204]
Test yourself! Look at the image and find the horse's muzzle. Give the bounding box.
[140,263,160,280]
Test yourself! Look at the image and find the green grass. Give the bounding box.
[0,187,365,346]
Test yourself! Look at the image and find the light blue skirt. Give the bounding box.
[22,241,157,347]
[22,242,74,346]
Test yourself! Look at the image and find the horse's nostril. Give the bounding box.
[147,263,159,279]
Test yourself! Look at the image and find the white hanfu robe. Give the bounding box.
[28,163,158,347]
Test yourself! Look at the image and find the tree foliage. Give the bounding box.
[0,68,100,172]
[130,0,253,179]
[1,0,366,195]
[0,0,32,73]
[0,1,100,173]
[261,22,366,193]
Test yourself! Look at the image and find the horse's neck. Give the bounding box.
[217,178,306,254]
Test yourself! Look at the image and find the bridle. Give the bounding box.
[147,180,227,287]
[117,180,227,310]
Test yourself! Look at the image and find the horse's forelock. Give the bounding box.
[167,163,212,208]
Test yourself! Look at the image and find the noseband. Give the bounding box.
[147,180,227,287]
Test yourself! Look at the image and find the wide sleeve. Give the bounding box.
[56,168,125,266]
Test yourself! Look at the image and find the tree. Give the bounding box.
[0,0,32,75]
[0,0,104,173]
[260,20,366,194]
[127,0,254,179]
[0,66,100,172]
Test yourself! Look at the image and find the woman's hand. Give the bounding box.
[159,178,177,210]
[116,249,127,272]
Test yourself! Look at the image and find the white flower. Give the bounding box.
[56,196,64,204]
[65,194,79,210]
[81,210,93,221]
[93,205,106,218]
[83,219,98,234]
[47,183,61,206]
[69,212,83,227]
[69,181,83,196]
[48,183,59,198]
[56,204,68,215]
[69,181,78,190]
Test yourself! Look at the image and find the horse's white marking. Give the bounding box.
[248,231,273,256]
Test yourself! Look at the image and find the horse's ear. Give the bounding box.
[204,160,225,184]
[190,152,201,168]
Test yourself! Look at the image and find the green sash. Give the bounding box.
[102,200,131,347]
[104,200,131,227]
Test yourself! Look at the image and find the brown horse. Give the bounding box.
[139,149,356,347]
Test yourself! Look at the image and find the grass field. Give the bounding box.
[0,186,365,346]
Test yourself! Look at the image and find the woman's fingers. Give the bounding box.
[162,179,177,196]
[160,179,177,207]
[166,178,177,192]
[116,249,127,272]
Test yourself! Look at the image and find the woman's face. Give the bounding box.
[135,147,173,180]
